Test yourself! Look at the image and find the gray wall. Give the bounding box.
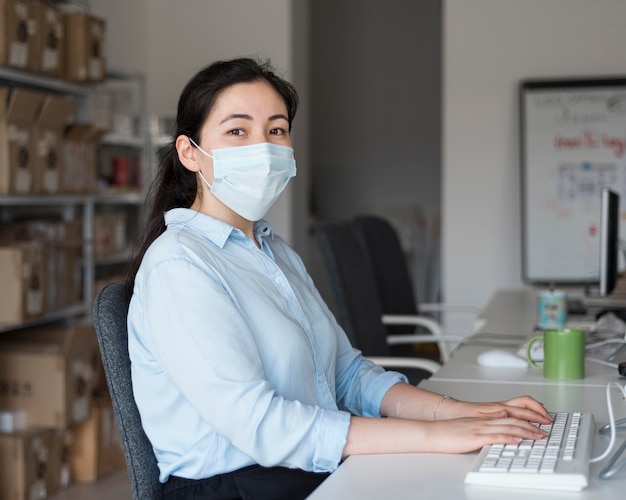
[310,0,441,223]
[309,0,442,302]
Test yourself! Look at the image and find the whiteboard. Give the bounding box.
[521,77,626,285]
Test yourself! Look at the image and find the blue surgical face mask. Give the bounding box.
[188,138,297,221]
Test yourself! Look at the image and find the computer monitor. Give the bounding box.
[599,188,620,297]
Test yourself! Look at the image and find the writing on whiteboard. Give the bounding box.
[557,163,618,202]
[554,131,626,158]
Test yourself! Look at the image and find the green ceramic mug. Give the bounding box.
[526,328,585,380]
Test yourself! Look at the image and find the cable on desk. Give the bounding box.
[585,339,626,369]
[591,380,626,464]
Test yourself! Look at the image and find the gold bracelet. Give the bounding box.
[433,395,450,421]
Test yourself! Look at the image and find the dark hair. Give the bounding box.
[125,57,299,297]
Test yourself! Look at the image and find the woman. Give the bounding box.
[126,57,551,500]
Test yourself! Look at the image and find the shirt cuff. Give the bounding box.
[362,370,408,417]
[311,409,352,472]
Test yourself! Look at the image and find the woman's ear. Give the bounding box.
[176,135,199,172]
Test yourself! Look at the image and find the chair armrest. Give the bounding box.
[419,302,481,314]
[381,314,443,336]
[366,356,441,375]
[385,333,466,345]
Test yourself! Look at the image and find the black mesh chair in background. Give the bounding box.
[93,281,162,500]
[352,215,478,362]
[315,221,441,384]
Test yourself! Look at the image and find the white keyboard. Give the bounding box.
[465,411,595,491]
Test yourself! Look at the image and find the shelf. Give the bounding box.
[95,250,132,266]
[0,304,87,334]
[94,191,145,205]
[0,70,149,332]
[101,133,145,148]
[0,66,91,96]
[0,192,145,207]
[0,194,89,206]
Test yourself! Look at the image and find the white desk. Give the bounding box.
[438,288,624,387]
[433,343,619,388]
[308,379,626,500]
[307,289,626,499]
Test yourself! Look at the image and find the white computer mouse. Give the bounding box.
[476,349,529,369]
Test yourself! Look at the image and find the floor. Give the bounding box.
[48,469,132,500]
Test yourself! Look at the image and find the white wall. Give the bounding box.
[443,0,626,313]
[90,0,298,243]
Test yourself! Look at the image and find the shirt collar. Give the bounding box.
[164,208,274,248]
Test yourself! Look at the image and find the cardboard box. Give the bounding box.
[47,428,72,494]
[0,323,99,429]
[0,428,49,500]
[64,11,106,82]
[36,0,64,77]
[63,124,104,193]
[0,87,45,194]
[0,0,40,72]
[0,218,83,313]
[35,94,75,193]
[0,242,45,324]
[70,394,126,483]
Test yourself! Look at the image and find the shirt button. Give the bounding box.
[275,277,282,284]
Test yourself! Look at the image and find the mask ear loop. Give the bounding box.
[188,136,213,159]
[188,136,214,189]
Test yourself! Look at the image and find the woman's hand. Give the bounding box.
[440,395,553,425]
[419,414,549,454]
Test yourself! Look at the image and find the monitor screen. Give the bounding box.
[599,188,620,297]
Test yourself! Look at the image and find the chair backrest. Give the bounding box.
[315,221,392,357]
[352,215,442,360]
[352,215,419,326]
[92,281,162,500]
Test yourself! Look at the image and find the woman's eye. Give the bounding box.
[269,127,287,136]
[228,128,245,136]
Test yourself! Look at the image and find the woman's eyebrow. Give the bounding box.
[219,113,252,125]
[269,113,289,122]
[219,113,289,125]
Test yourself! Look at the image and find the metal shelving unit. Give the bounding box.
[0,67,149,331]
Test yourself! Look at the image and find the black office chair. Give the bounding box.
[352,215,477,362]
[315,221,440,384]
[93,281,162,500]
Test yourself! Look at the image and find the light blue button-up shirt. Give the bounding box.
[127,208,406,482]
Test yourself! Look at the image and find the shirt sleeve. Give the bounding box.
[327,309,408,416]
[276,240,408,418]
[138,256,350,472]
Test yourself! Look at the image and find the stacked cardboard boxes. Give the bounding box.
[0,217,83,321]
[0,85,107,195]
[0,0,106,81]
[0,324,126,498]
